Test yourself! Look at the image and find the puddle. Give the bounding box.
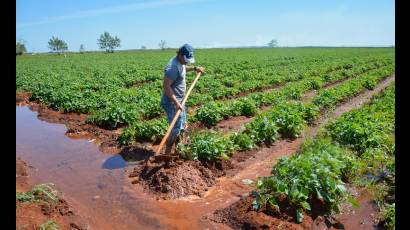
[12,105,331,230]
[16,106,168,229]
[16,106,250,230]
[16,105,238,230]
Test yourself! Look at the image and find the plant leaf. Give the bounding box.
[296,209,304,223]
[348,196,360,209]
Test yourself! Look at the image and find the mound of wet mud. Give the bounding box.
[130,158,232,199]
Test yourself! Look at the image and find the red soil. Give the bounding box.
[16,92,32,106]
[16,158,89,230]
[16,157,30,192]
[212,195,314,230]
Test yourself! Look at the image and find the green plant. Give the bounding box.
[283,85,303,100]
[16,184,59,204]
[118,118,167,143]
[39,220,59,230]
[299,103,320,124]
[239,98,257,116]
[244,116,279,144]
[307,78,323,90]
[178,131,235,161]
[87,103,139,128]
[381,203,395,230]
[363,78,377,90]
[253,138,358,223]
[267,103,306,138]
[326,85,395,153]
[230,132,255,151]
[195,102,225,126]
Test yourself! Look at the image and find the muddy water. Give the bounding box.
[17,106,169,229]
[16,103,280,230]
[16,105,248,230]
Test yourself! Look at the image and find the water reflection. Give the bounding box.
[102,155,127,169]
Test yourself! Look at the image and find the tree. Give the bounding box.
[158,40,166,51]
[48,36,68,54]
[79,44,85,53]
[141,45,147,50]
[16,42,27,56]
[97,32,121,53]
[267,39,278,48]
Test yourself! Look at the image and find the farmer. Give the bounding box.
[160,44,205,155]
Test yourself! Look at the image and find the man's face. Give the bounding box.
[177,53,188,65]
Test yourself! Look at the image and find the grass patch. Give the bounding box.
[16,183,59,204]
[39,220,59,230]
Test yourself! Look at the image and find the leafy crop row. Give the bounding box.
[176,65,394,161]
[253,83,395,223]
[119,63,393,144]
[17,48,394,129]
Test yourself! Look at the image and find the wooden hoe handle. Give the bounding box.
[155,72,202,155]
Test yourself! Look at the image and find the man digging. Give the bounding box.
[160,44,205,156]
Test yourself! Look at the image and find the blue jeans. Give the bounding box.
[161,96,187,142]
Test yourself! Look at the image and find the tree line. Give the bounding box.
[16,34,279,56]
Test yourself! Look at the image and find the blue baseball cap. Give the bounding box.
[179,44,195,63]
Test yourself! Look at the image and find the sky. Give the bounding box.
[16,0,395,52]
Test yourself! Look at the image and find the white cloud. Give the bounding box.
[17,0,208,28]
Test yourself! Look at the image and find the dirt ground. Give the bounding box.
[211,195,315,230]
[16,92,32,106]
[210,186,383,230]
[16,158,89,230]
[16,157,30,193]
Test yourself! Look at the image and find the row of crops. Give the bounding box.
[169,65,394,161]
[119,61,394,144]
[253,83,395,228]
[17,48,394,130]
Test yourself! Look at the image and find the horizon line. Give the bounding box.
[22,45,395,54]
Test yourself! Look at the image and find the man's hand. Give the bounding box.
[176,102,184,111]
[195,66,205,73]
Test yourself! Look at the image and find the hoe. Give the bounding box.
[144,72,203,168]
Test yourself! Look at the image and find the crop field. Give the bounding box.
[16,48,395,229]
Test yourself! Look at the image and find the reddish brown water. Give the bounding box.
[16,102,291,230]
[17,106,167,229]
[15,104,305,230]
[16,105,243,229]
